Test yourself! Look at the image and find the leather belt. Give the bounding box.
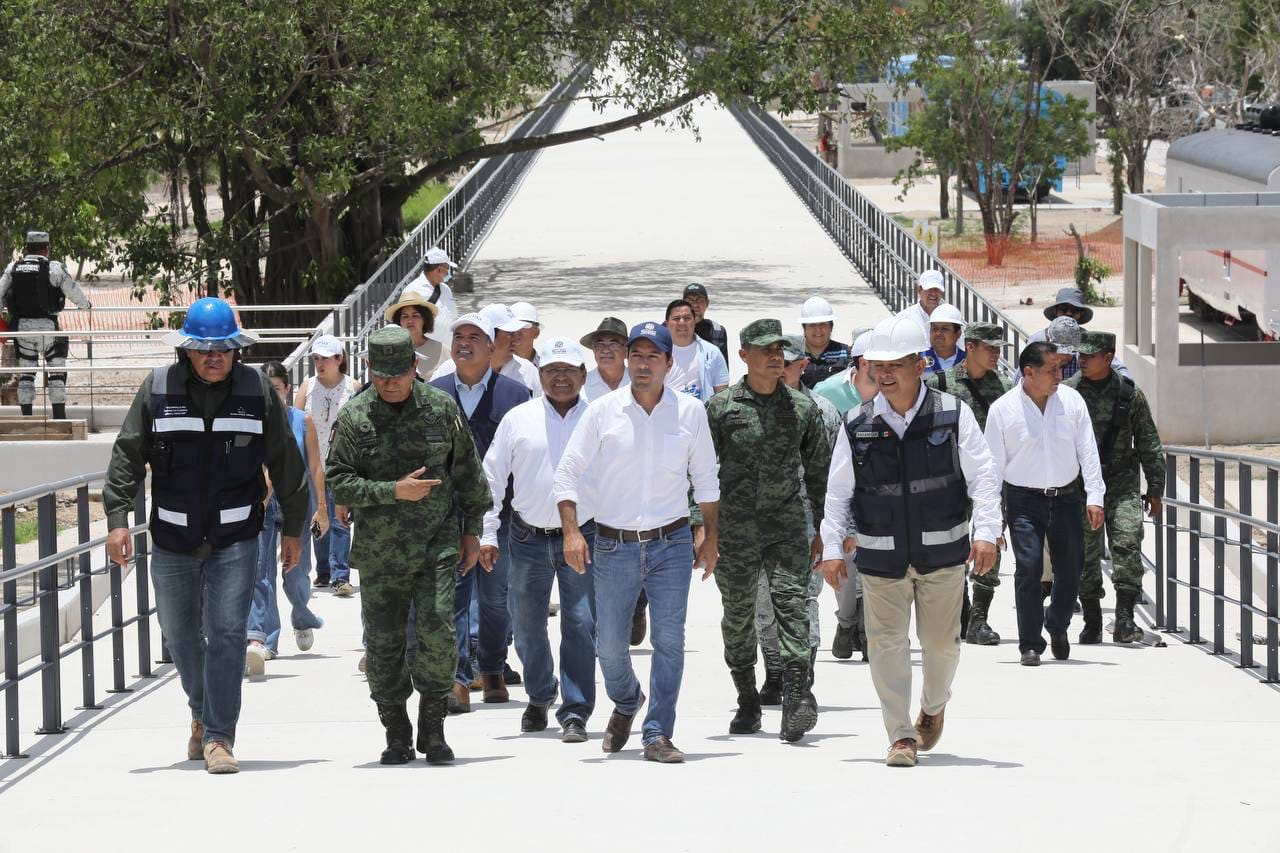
[514,513,563,538]
[595,518,689,543]
[1005,483,1079,497]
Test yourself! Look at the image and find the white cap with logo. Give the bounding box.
[423,247,458,269]
[510,301,539,325]
[450,312,495,342]
[480,303,529,334]
[539,337,585,368]
[310,334,345,358]
[918,269,945,291]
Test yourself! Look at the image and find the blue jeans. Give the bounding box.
[508,517,597,725]
[593,524,693,745]
[1006,485,1085,653]
[454,517,512,684]
[314,490,351,583]
[247,497,324,654]
[152,537,259,747]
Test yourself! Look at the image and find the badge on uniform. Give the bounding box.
[854,429,892,440]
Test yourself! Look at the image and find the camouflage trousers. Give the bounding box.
[757,567,822,655]
[361,552,457,705]
[1080,491,1145,600]
[971,550,1003,590]
[714,536,811,672]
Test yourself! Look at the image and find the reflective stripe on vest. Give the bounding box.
[154,417,205,433]
[220,505,253,524]
[920,519,969,547]
[211,417,264,434]
[157,507,188,527]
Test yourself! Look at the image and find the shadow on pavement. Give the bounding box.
[131,758,331,774]
[844,753,1023,768]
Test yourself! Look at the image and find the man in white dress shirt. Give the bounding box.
[817,315,1001,768]
[580,316,630,402]
[984,340,1105,666]
[554,321,720,764]
[431,303,542,397]
[895,269,949,343]
[481,338,596,744]
[405,247,459,343]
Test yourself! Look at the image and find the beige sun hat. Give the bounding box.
[384,289,440,324]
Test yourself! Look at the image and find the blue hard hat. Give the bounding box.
[163,298,258,350]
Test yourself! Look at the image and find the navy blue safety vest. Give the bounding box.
[430,370,529,520]
[5,255,63,319]
[147,362,268,553]
[846,387,971,578]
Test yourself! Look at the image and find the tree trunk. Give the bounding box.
[955,175,964,236]
[938,168,950,220]
[341,182,387,283]
[185,152,218,298]
[218,150,263,306]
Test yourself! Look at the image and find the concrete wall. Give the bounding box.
[1043,80,1098,175]
[838,144,920,179]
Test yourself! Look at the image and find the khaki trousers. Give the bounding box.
[861,565,964,745]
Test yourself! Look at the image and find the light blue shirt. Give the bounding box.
[454,368,493,418]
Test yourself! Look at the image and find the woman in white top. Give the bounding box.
[294,334,360,596]
[385,289,444,377]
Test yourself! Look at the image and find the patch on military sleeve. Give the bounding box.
[356,422,378,450]
[422,410,441,426]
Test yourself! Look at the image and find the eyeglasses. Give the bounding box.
[593,340,624,352]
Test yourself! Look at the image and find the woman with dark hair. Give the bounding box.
[245,362,328,674]
[384,290,444,377]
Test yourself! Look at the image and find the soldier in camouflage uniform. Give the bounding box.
[1065,331,1164,644]
[327,326,492,765]
[706,319,831,743]
[927,322,1012,646]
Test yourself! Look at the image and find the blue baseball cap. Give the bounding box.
[627,321,673,354]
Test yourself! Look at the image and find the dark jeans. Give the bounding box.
[1006,485,1084,654]
[453,517,511,684]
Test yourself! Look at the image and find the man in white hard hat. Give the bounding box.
[510,301,541,366]
[818,315,1001,768]
[798,296,850,389]
[406,247,460,342]
[924,304,966,377]
[431,303,541,397]
[895,270,951,344]
[813,328,875,417]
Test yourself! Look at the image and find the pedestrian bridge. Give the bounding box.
[3,77,1280,853]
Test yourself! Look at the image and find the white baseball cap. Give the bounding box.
[423,247,457,268]
[539,337,585,368]
[450,312,495,341]
[510,301,539,325]
[864,315,929,361]
[799,296,838,325]
[929,303,966,329]
[849,329,875,360]
[309,334,345,358]
[918,269,945,291]
[480,303,529,334]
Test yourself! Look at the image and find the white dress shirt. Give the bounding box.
[432,354,543,397]
[584,368,629,402]
[553,386,719,530]
[453,368,493,418]
[481,395,595,546]
[821,382,1002,561]
[984,382,1105,507]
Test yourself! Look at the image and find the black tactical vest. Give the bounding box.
[6,255,64,319]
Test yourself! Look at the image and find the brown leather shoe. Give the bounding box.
[643,736,684,763]
[915,708,945,752]
[448,681,471,714]
[601,692,644,753]
[187,720,204,761]
[203,740,239,774]
[886,738,918,767]
[481,673,509,703]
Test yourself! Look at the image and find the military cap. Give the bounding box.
[781,333,806,363]
[1077,330,1116,355]
[739,318,788,349]
[1046,316,1082,355]
[964,321,1012,348]
[367,326,416,378]
[25,230,50,245]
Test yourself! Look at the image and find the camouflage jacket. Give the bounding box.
[1064,369,1165,498]
[926,362,1010,431]
[326,381,492,570]
[706,378,831,547]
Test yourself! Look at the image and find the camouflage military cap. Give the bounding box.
[964,321,1012,348]
[781,334,806,363]
[25,230,49,245]
[367,326,415,378]
[1077,330,1116,355]
[1046,316,1082,355]
[739,318,788,349]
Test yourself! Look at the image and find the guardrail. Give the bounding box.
[727,101,1032,362]
[284,64,591,384]
[1,472,158,758]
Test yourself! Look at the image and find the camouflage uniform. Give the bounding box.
[326,331,492,711]
[1065,333,1164,602]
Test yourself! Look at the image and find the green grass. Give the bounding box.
[0,517,39,549]
[402,182,451,232]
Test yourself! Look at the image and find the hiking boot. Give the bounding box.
[643,736,684,763]
[832,624,855,660]
[915,707,945,752]
[377,702,415,765]
[965,586,1001,646]
[447,681,471,714]
[886,738,917,767]
[521,703,550,733]
[417,698,454,764]
[482,672,509,703]
[187,720,204,761]
[728,668,762,734]
[203,741,239,774]
[780,661,817,743]
[1113,589,1144,643]
[759,667,783,706]
[602,692,644,753]
[1079,599,1103,645]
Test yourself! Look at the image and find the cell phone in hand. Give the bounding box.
[311,520,323,540]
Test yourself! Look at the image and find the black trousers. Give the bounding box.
[1005,484,1084,653]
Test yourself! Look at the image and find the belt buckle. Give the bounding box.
[636,528,657,543]
[1044,487,1058,497]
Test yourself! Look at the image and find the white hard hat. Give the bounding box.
[799,296,837,325]
[928,303,966,329]
[849,329,875,360]
[864,315,929,361]
[918,269,945,291]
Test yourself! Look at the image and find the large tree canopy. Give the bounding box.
[0,0,906,309]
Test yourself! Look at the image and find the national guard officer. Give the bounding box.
[0,230,92,418]
[104,298,308,774]
[1065,331,1164,644]
[927,321,1012,646]
[706,320,831,742]
[326,326,493,766]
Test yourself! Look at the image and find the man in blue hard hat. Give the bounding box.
[104,298,310,774]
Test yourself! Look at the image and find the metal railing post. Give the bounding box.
[1163,454,1177,633]
[2,508,24,758]
[1239,463,1256,668]
[134,491,153,677]
[1188,458,1203,644]
[1212,460,1226,654]
[1267,469,1278,683]
[36,493,65,735]
[75,485,101,710]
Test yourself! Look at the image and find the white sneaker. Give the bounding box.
[295,628,315,652]
[245,643,268,676]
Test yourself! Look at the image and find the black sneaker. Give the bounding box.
[561,719,588,743]
[314,576,331,588]
[503,663,522,685]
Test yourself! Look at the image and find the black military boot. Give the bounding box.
[52,403,66,420]
[965,586,1001,646]
[831,625,855,659]
[1113,590,1144,643]
[759,649,783,706]
[960,581,972,637]
[779,661,818,743]
[19,404,32,417]
[728,668,762,734]
[1079,599,1103,644]
[376,702,414,765]
[416,697,455,764]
